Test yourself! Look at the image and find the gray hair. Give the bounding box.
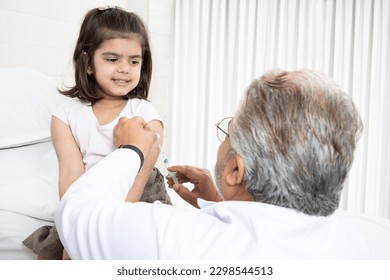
[229,69,363,216]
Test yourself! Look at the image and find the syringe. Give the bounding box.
[159,145,179,185]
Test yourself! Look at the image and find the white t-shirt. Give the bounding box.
[53,98,162,170]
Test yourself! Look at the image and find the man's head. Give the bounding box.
[217,69,363,216]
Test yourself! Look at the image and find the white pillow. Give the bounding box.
[0,140,59,221]
[0,67,66,149]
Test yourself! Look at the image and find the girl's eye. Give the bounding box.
[106,57,118,62]
[129,59,141,65]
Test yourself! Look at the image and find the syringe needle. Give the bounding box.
[159,145,179,185]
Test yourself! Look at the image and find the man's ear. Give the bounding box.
[225,155,245,186]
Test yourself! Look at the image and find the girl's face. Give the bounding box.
[91,37,142,100]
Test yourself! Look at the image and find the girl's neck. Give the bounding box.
[93,98,127,109]
[91,98,128,126]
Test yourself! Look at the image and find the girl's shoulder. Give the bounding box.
[123,98,160,122]
[125,98,154,111]
[58,98,91,111]
[126,97,150,105]
[53,98,92,124]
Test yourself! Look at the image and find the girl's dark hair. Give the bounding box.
[59,8,152,103]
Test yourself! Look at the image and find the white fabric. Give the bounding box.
[0,67,62,259]
[0,140,59,221]
[53,98,162,170]
[335,210,390,260]
[0,67,66,149]
[171,0,390,218]
[56,149,375,260]
[0,210,54,260]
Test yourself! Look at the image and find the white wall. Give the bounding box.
[0,0,117,82]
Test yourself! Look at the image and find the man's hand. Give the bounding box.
[166,165,223,208]
[114,116,159,161]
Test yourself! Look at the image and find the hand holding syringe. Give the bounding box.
[159,145,179,185]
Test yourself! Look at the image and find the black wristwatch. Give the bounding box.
[118,144,144,171]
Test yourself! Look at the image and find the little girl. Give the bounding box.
[23,6,171,259]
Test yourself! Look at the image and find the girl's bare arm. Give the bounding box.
[51,116,85,199]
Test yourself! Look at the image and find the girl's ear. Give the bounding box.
[87,66,92,75]
[225,155,245,186]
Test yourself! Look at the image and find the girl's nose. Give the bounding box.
[117,61,129,74]
[117,68,129,74]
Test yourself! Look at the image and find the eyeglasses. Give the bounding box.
[215,117,233,142]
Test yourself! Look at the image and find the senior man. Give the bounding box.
[56,69,370,259]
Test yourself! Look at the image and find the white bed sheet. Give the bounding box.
[0,210,54,260]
